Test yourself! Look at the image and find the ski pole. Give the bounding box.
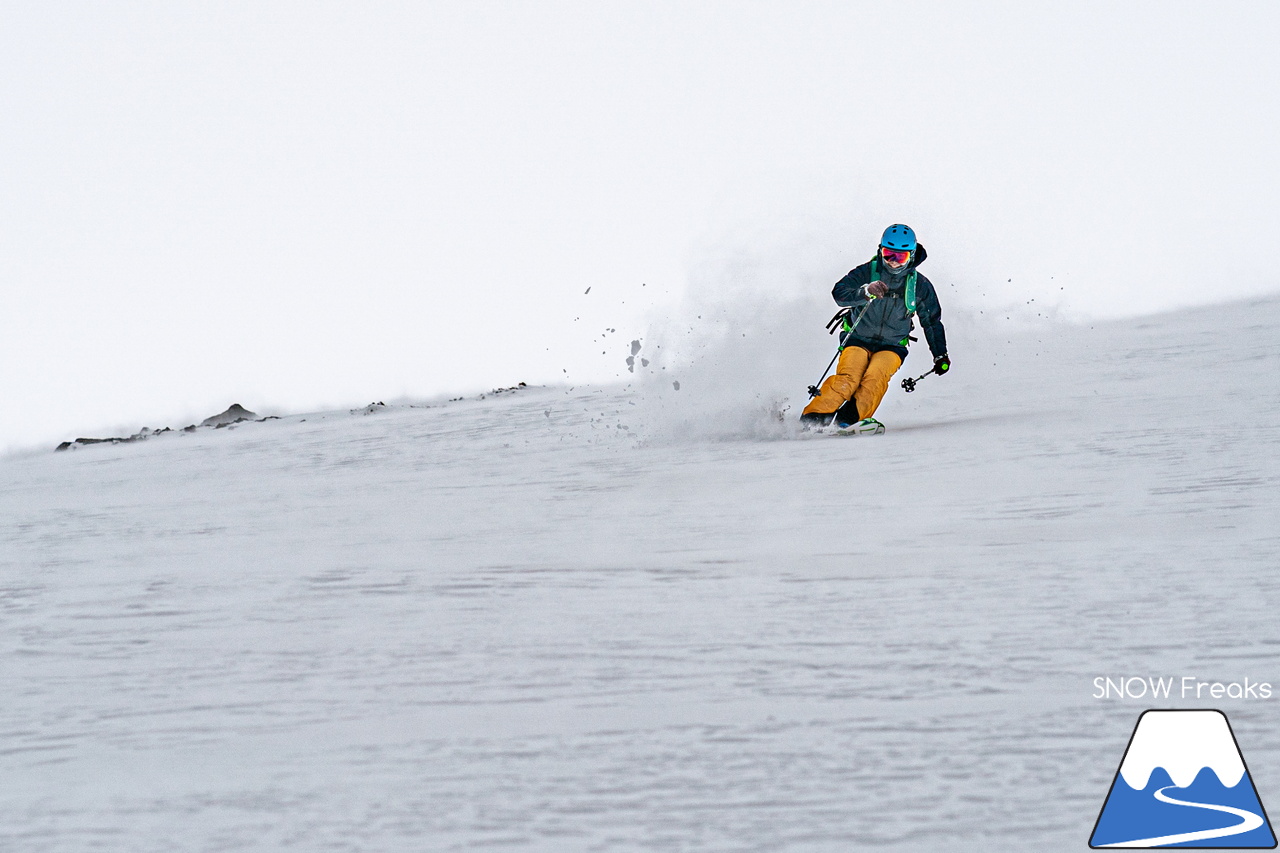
[806,302,873,398]
[900,369,934,393]
[807,349,843,398]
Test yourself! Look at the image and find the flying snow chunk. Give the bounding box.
[1090,710,1276,848]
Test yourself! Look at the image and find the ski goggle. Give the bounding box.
[880,247,911,265]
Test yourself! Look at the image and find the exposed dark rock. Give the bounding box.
[200,404,258,428]
[55,434,145,452]
[484,382,528,398]
[56,405,276,451]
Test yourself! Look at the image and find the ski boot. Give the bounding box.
[798,412,834,431]
[833,417,885,436]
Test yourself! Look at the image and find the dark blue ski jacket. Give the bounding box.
[831,243,948,361]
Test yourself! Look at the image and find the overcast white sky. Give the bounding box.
[2,1,1278,451]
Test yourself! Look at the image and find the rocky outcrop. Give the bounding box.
[199,404,259,428]
[56,404,277,451]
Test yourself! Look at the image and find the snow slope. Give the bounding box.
[2,297,1279,852]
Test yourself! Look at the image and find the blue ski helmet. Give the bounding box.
[880,224,917,252]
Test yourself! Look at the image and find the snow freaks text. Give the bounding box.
[1093,677,1274,701]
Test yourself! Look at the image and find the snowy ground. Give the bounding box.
[3,297,1279,851]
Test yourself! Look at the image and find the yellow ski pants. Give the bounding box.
[802,346,903,420]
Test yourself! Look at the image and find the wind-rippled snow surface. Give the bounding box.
[4,299,1280,851]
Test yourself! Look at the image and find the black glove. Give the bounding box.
[933,354,951,375]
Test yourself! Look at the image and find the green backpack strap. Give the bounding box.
[896,270,918,347]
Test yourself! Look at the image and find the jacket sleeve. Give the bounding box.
[915,274,948,358]
[832,261,874,307]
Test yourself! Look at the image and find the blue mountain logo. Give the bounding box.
[1091,710,1276,848]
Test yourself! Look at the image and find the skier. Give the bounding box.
[801,224,950,433]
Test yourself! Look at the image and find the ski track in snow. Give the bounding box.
[2,298,1280,851]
